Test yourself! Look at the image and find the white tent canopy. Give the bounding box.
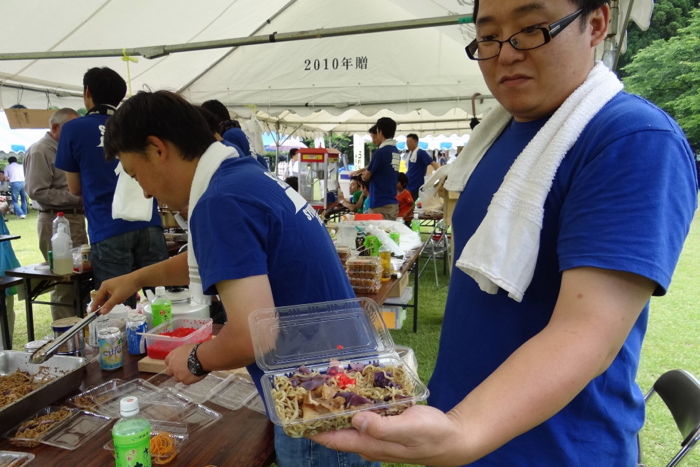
[0,0,653,137]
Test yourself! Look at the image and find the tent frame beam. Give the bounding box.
[0,14,472,61]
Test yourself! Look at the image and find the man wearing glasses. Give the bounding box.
[314,1,697,465]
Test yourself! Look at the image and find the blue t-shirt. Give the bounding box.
[221,128,269,170]
[406,148,433,193]
[367,144,400,208]
[55,114,161,243]
[189,157,355,389]
[428,93,698,466]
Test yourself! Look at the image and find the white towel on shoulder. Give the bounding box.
[445,62,623,302]
[187,142,239,305]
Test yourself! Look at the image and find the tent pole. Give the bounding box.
[0,14,473,61]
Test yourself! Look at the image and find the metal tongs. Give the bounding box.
[30,307,103,364]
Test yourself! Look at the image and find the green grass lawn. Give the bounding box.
[4,209,699,466]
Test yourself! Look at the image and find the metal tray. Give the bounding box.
[0,351,87,430]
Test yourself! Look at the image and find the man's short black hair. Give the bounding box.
[7,156,17,164]
[368,125,378,135]
[406,133,419,142]
[201,99,231,123]
[195,106,220,135]
[289,148,299,157]
[284,176,299,192]
[376,117,397,139]
[104,90,215,161]
[83,67,126,107]
[472,0,610,27]
[397,172,408,188]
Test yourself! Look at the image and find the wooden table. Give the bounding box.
[0,337,275,466]
[356,244,425,332]
[5,263,94,341]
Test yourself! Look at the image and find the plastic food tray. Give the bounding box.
[0,450,35,467]
[5,406,76,448]
[248,298,428,437]
[103,419,189,465]
[68,378,163,418]
[5,406,109,450]
[209,374,258,411]
[244,393,267,415]
[148,371,231,405]
[40,410,110,450]
[138,392,221,434]
[141,318,213,360]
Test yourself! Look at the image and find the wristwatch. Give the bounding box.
[187,343,209,377]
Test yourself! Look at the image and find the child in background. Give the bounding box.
[396,172,414,226]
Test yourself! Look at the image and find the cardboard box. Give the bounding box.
[387,271,410,298]
[4,108,54,129]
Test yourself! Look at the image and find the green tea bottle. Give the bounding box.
[151,286,173,327]
[112,396,152,467]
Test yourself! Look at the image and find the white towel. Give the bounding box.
[112,162,154,221]
[187,142,239,305]
[446,62,623,302]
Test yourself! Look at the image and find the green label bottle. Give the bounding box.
[113,396,152,467]
[151,286,172,328]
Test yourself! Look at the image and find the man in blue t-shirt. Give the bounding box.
[91,91,374,467]
[354,118,400,220]
[405,133,439,200]
[313,1,698,465]
[55,67,167,303]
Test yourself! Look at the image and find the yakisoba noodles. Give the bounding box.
[11,407,73,447]
[271,361,415,437]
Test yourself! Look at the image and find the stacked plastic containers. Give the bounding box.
[345,256,383,294]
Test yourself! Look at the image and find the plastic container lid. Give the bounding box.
[120,396,139,417]
[155,286,166,297]
[249,297,393,371]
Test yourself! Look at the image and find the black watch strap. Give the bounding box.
[188,343,209,377]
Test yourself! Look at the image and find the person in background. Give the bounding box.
[25,107,88,319]
[354,118,400,220]
[283,176,298,192]
[395,172,414,226]
[0,211,20,347]
[93,90,376,467]
[284,148,300,179]
[405,133,440,200]
[4,156,28,219]
[55,67,168,306]
[338,176,367,213]
[313,1,698,465]
[201,99,269,170]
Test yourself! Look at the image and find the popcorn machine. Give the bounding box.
[297,148,340,210]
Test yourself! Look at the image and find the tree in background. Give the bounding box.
[617,0,698,75]
[623,7,700,151]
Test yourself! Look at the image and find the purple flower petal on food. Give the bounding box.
[374,371,394,388]
[327,366,342,376]
[349,362,366,372]
[300,375,328,391]
[336,391,373,407]
[298,365,312,375]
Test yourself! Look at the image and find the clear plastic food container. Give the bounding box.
[349,277,382,294]
[140,318,213,360]
[345,256,382,273]
[249,297,428,438]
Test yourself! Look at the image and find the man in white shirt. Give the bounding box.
[3,156,28,219]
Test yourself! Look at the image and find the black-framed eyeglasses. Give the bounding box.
[465,9,583,61]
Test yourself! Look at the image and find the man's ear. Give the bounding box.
[589,4,610,47]
[145,135,168,161]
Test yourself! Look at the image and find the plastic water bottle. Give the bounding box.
[112,396,152,467]
[52,211,71,236]
[51,223,73,275]
[150,286,172,327]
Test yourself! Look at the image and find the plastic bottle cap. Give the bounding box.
[155,286,166,296]
[56,212,64,217]
[120,396,140,417]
